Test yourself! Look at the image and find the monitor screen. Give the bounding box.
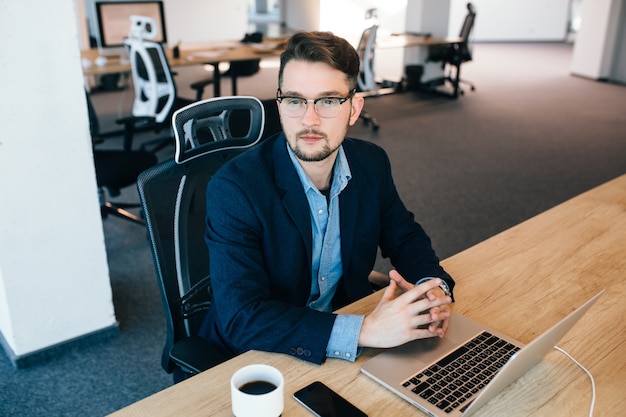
[95,1,167,48]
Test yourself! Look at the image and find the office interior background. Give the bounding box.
[1,0,625,415]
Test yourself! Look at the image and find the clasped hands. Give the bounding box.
[359,270,452,348]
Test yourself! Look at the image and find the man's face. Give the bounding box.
[277,60,363,163]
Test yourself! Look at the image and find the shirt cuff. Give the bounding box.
[326,314,364,362]
[415,276,452,297]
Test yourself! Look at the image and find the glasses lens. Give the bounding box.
[277,92,351,118]
[281,98,306,117]
[315,98,341,118]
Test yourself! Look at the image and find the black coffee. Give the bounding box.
[239,380,277,395]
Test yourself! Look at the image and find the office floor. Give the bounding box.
[1,43,625,416]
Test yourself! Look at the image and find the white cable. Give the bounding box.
[554,346,596,417]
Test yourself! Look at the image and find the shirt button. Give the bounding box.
[320,276,326,281]
[318,209,324,215]
[334,351,340,356]
[345,352,352,358]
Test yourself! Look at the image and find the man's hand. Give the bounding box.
[358,271,452,348]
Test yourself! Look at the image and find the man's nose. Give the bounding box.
[301,101,321,126]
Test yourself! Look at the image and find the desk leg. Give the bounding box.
[211,63,221,97]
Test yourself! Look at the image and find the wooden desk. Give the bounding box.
[109,174,626,416]
[81,38,286,96]
[377,33,464,49]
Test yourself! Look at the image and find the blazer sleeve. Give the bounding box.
[343,139,455,294]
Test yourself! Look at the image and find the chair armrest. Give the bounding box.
[190,77,214,90]
[190,78,214,101]
[169,335,231,374]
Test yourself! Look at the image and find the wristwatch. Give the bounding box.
[416,276,452,297]
[438,280,452,297]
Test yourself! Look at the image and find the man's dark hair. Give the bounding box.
[278,31,360,91]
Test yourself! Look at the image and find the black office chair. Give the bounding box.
[424,2,476,98]
[137,97,267,382]
[356,9,380,131]
[87,92,157,225]
[117,16,194,152]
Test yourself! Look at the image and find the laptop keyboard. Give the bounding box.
[402,331,520,414]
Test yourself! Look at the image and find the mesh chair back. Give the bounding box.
[356,24,378,93]
[459,3,476,41]
[428,2,476,65]
[125,38,176,123]
[137,97,264,373]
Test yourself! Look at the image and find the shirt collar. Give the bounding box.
[286,142,352,195]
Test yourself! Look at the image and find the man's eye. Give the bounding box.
[285,98,304,106]
[318,98,338,107]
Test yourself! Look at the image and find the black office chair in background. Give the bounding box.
[118,16,194,152]
[424,2,477,98]
[137,97,269,382]
[87,92,157,225]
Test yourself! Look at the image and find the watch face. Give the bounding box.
[439,282,451,296]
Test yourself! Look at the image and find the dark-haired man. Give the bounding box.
[200,31,454,365]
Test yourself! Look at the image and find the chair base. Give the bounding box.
[420,61,475,98]
[359,109,380,131]
[101,201,145,225]
[420,76,475,98]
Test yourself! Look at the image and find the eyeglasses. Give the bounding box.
[276,89,356,119]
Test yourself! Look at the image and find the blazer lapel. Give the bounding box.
[272,136,313,264]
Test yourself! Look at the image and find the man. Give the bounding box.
[199,31,454,365]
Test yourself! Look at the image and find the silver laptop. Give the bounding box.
[361,290,604,417]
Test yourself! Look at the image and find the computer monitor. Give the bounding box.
[94,1,167,55]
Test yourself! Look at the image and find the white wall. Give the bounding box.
[83,0,249,49]
[162,0,248,46]
[0,0,116,360]
[281,0,574,81]
[283,0,413,82]
[284,0,320,31]
[405,0,451,82]
[448,0,571,41]
[571,0,625,79]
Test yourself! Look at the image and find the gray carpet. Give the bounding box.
[1,42,625,416]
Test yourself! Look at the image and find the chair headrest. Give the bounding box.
[172,96,266,164]
[129,15,158,40]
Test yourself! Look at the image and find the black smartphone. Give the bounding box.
[293,381,368,417]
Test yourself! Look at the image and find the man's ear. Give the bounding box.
[348,95,365,126]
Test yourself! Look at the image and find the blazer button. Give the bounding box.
[289,347,297,355]
[304,349,312,357]
[296,347,304,355]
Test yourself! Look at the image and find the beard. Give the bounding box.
[288,129,341,162]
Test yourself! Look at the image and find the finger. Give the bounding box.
[401,278,443,304]
[380,278,397,303]
[389,270,414,292]
[430,306,452,337]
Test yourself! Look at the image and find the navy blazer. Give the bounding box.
[199,133,454,364]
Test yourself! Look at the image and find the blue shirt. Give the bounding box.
[287,144,364,362]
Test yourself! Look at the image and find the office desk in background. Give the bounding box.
[81,38,286,97]
[377,33,464,49]
[107,173,625,416]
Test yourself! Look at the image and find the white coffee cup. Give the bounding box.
[231,364,284,417]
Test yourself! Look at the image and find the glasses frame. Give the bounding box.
[275,89,357,119]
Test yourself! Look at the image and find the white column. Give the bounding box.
[0,0,116,365]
